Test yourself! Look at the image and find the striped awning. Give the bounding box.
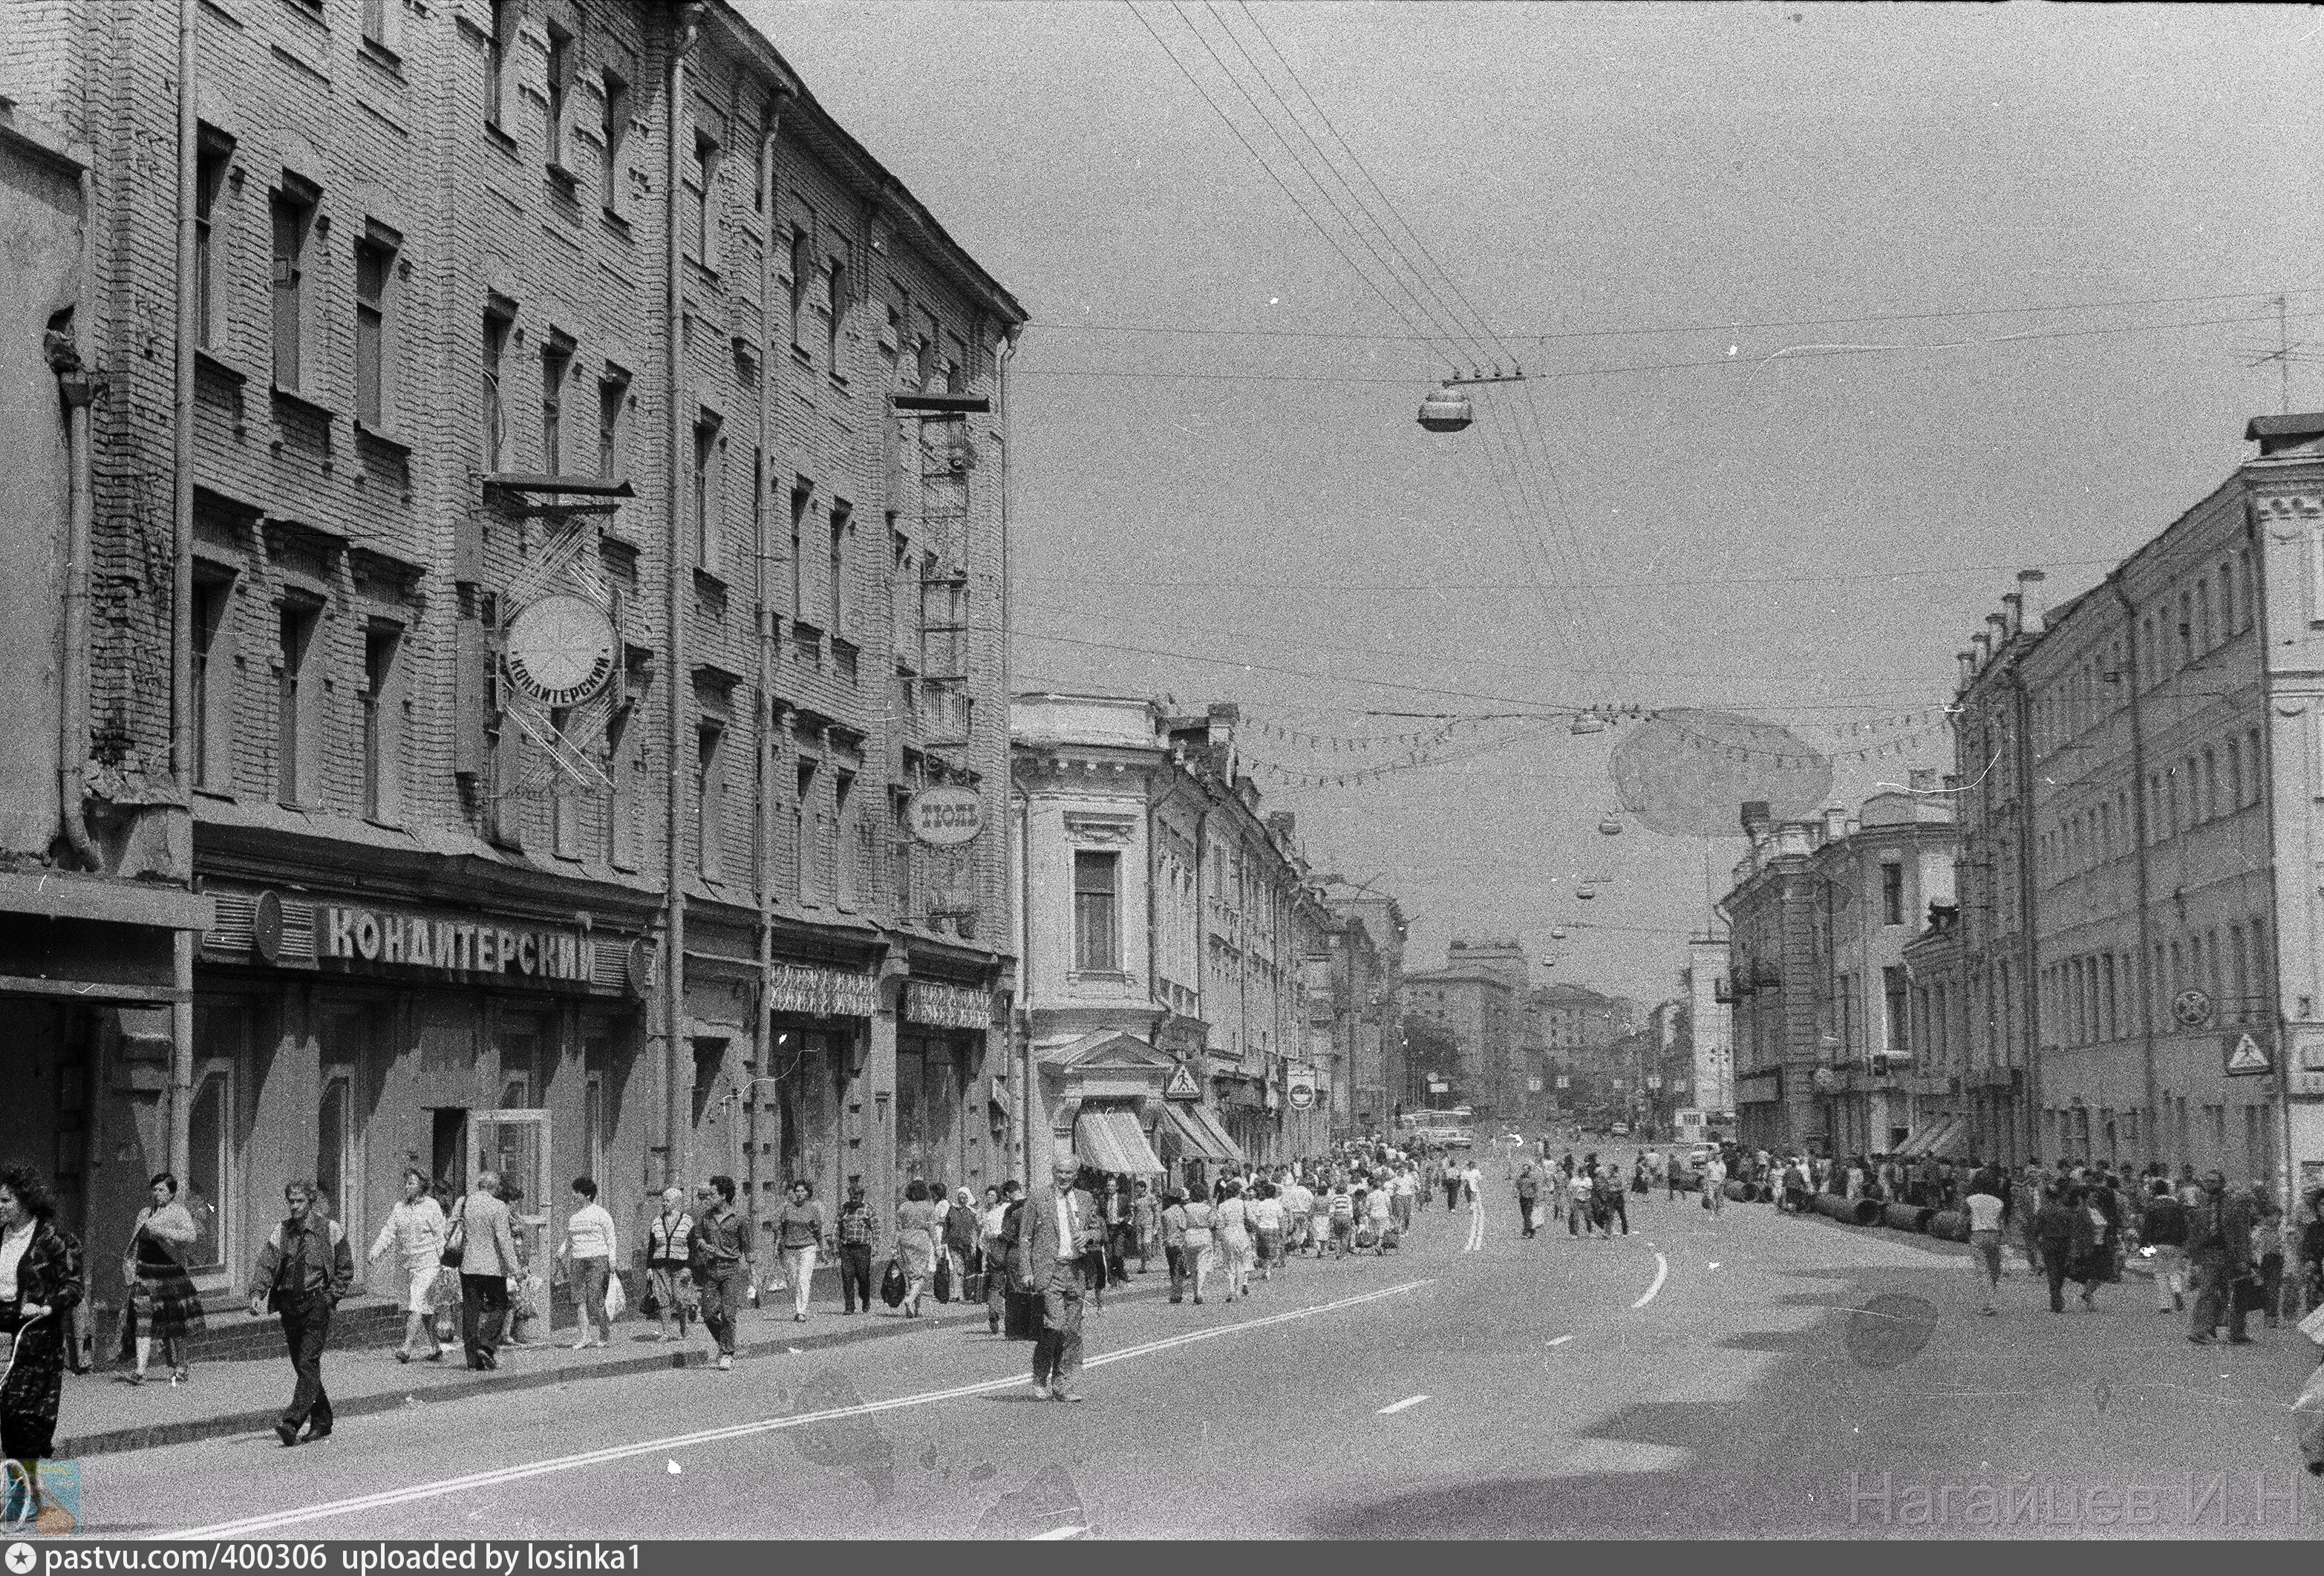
[1893,1114,1963,1160]
[1163,1101,1245,1164]
[1075,1105,1165,1176]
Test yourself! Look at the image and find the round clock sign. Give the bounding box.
[503,595,618,706]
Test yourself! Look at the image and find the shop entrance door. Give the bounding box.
[474,1109,553,1280]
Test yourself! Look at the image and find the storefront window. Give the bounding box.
[895,1036,965,1202]
[777,1030,840,1208]
[186,1066,232,1272]
[317,1075,352,1229]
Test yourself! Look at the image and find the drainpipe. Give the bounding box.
[2246,493,2296,1212]
[52,310,99,871]
[748,85,789,1242]
[661,4,705,1187]
[2106,572,2162,1167]
[996,328,1028,1185]
[171,0,200,1184]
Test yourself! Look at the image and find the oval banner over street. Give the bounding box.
[1287,1067,1316,1111]
[908,785,985,846]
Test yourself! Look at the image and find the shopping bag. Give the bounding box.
[2297,1298,2324,1349]
[963,1271,986,1304]
[933,1257,953,1304]
[880,1258,907,1309]
[1004,1289,1036,1341]
[2296,1363,2324,1477]
[604,1273,627,1322]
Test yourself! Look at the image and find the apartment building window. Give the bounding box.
[541,339,572,473]
[691,132,720,270]
[483,305,512,470]
[789,480,809,619]
[191,575,233,791]
[788,229,810,350]
[692,416,723,573]
[606,705,639,871]
[696,725,725,881]
[827,502,849,635]
[2247,727,2265,804]
[361,0,398,50]
[2201,746,2219,821]
[600,69,631,218]
[1883,966,1908,1053]
[546,24,575,171]
[270,186,314,391]
[484,0,515,132]
[194,131,232,350]
[362,625,402,821]
[353,235,394,428]
[794,759,818,902]
[2178,590,2196,668]
[275,603,319,805]
[1881,860,1904,926]
[833,771,858,909]
[2219,560,2236,641]
[824,257,845,373]
[549,708,582,857]
[1074,851,1121,972]
[596,368,629,480]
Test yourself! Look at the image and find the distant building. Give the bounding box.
[1403,946,1516,1121]
[1681,936,1734,1114]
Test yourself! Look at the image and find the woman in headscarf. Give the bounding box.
[120,1171,205,1385]
[1,1165,83,1527]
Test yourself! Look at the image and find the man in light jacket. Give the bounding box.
[1014,1158,1100,1402]
[454,1169,522,1371]
[247,1180,353,1446]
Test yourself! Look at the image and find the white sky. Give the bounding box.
[740,0,2324,1001]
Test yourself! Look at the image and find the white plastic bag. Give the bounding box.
[604,1273,627,1322]
[2299,1298,2324,1349]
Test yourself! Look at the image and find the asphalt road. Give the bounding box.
[63,1183,2324,1540]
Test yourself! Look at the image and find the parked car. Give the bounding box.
[1609,1122,1631,1137]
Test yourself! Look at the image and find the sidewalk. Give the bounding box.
[55,1262,1195,1460]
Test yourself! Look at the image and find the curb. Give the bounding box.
[55,1271,1204,1459]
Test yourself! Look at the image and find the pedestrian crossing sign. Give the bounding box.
[1164,1062,1202,1101]
[2223,1031,2273,1076]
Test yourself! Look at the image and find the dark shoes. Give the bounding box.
[303,1427,331,1443]
[2188,1333,2215,1344]
[2226,1335,2256,1345]
[275,1422,301,1448]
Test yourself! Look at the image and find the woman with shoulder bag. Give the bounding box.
[119,1171,204,1386]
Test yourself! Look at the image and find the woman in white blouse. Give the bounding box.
[556,1177,618,1350]
[366,1168,448,1364]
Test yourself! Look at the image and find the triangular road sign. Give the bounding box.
[2224,1033,2273,1076]
[1163,1062,1202,1100]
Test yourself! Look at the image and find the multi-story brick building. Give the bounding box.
[1680,935,1734,1116]
[1,0,1024,1312]
[1319,889,1406,1137]
[1947,415,2324,1202]
[1724,806,1822,1154]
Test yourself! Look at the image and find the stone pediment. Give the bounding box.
[1044,1030,1177,1072]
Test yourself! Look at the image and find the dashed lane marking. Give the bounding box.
[1630,1251,1670,1310]
[1030,1526,1088,1540]
[1546,1335,1574,1347]
[1377,1394,1430,1415]
[157,1278,1436,1541]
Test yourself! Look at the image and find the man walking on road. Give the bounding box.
[1019,1158,1100,1402]
[2185,1170,2256,1346]
[1703,1153,1726,1217]
[1516,1165,1541,1237]
[1964,1174,2007,1315]
[688,1177,754,1370]
[453,1169,520,1372]
[836,1182,876,1315]
[247,1180,351,1447]
[2141,1178,2188,1313]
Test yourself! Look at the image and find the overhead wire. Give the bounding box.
[1015,555,2124,591]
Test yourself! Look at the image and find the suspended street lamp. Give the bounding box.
[1415,367,1528,434]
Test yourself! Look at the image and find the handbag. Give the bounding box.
[933,1256,953,1304]
[880,1257,907,1309]
[604,1273,627,1322]
[440,1203,467,1270]
[1003,1288,1036,1341]
[963,1270,987,1304]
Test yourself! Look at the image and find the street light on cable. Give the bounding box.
[1416,367,1528,434]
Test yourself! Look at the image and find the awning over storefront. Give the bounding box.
[1076,1104,1164,1175]
[1162,1101,1245,1164]
[1892,1114,1967,1159]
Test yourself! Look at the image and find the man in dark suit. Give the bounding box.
[1014,1157,1100,1402]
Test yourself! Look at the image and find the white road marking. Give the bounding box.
[157,1278,1436,1541]
[1546,1335,1574,1347]
[1377,1394,1430,1415]
[1630,1251,1670,1310]
[1030,1526,1087,1540]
